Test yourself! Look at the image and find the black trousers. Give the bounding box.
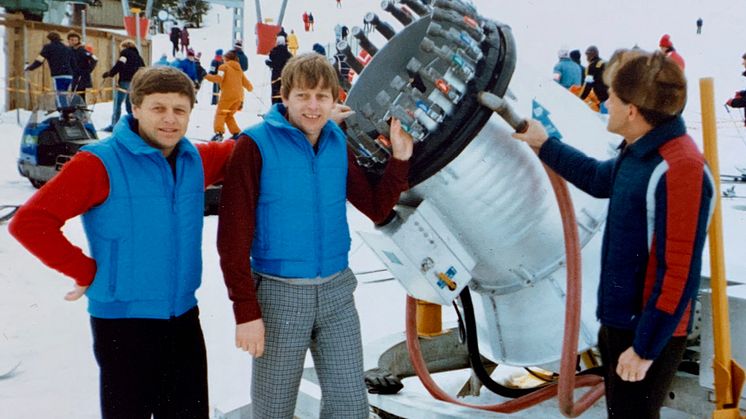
[598,325,686,419]
[90,306,208,419]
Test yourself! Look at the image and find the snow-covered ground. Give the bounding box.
[1,1,746,418]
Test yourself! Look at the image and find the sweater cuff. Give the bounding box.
[73,258,97,287]
[233,300,262,325]
[538,136,562,162]
[387,157,410,185]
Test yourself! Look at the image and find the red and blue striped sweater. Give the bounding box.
[539,116,715,360]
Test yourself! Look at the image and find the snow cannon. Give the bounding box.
[341,0,622,405]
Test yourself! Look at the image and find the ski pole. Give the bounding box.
[723,104,746,149]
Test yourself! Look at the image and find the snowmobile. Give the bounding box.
[17,96,98,188]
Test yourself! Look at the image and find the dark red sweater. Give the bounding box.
[217,134,410,324]
[9,141,235,286]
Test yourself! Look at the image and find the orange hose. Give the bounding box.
[404,165,604,415]
[545,166,605,417]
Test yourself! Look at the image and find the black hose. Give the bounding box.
[458,286,551,398]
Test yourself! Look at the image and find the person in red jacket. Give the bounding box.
[725,52,746,126]
[659,34,685,70]
[9,66,235,419]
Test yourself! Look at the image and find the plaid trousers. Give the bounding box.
[251,268,369,419]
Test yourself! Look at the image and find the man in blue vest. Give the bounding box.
[217,53,413,418]
[10,66,235,419]
[513,49,714,418]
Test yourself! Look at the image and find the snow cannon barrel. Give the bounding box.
[342,0,515,185]
[347,0,607,366]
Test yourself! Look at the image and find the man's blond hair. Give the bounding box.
[280,53,340,100]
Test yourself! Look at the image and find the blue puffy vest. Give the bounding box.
[81,116,205,319]
[244,105,351,278]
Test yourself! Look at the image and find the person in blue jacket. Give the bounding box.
[25,31,77,108]
[230,40,249,72]
[513,49,714,418]
[552,48,582,89]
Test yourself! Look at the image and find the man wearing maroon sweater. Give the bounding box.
[10,66,234,419]
[217,53,413,419]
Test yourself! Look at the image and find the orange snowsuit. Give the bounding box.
[287,32,299,55]
[205,60,253,135]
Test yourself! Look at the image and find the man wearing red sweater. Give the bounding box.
[217,53,413,418]
[10,66,233,419]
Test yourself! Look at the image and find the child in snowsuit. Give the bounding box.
[287,30,299,56]
[205,51,253,141]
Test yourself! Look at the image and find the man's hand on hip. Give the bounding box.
[64,284,88,301]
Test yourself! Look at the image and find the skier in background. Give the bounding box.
[658,34,685,70]
[230,40,249,72]
[24,31,77,108]
[101,39,145,132]
[580,45,609,113]
[725,52,746,127]
[696,17,703,35]
[205,51,254,142]
[277,26,288,40]
[180,26,191,54]
[303,12,310,32]
[287,30,299,55]
[552,48,582,90]
[169,26,181,56]
[265,36,293,104]
[568,49,586,96]
[209,49,224,105]
[308,12,315,31]
[68,31,98,105]
[334,24,343,42]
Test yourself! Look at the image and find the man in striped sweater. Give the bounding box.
[513,49,714,418]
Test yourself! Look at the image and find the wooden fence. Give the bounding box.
[1,12,151,112]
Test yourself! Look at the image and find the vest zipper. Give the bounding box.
[164,154,177,316]
[312,153,322,276]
